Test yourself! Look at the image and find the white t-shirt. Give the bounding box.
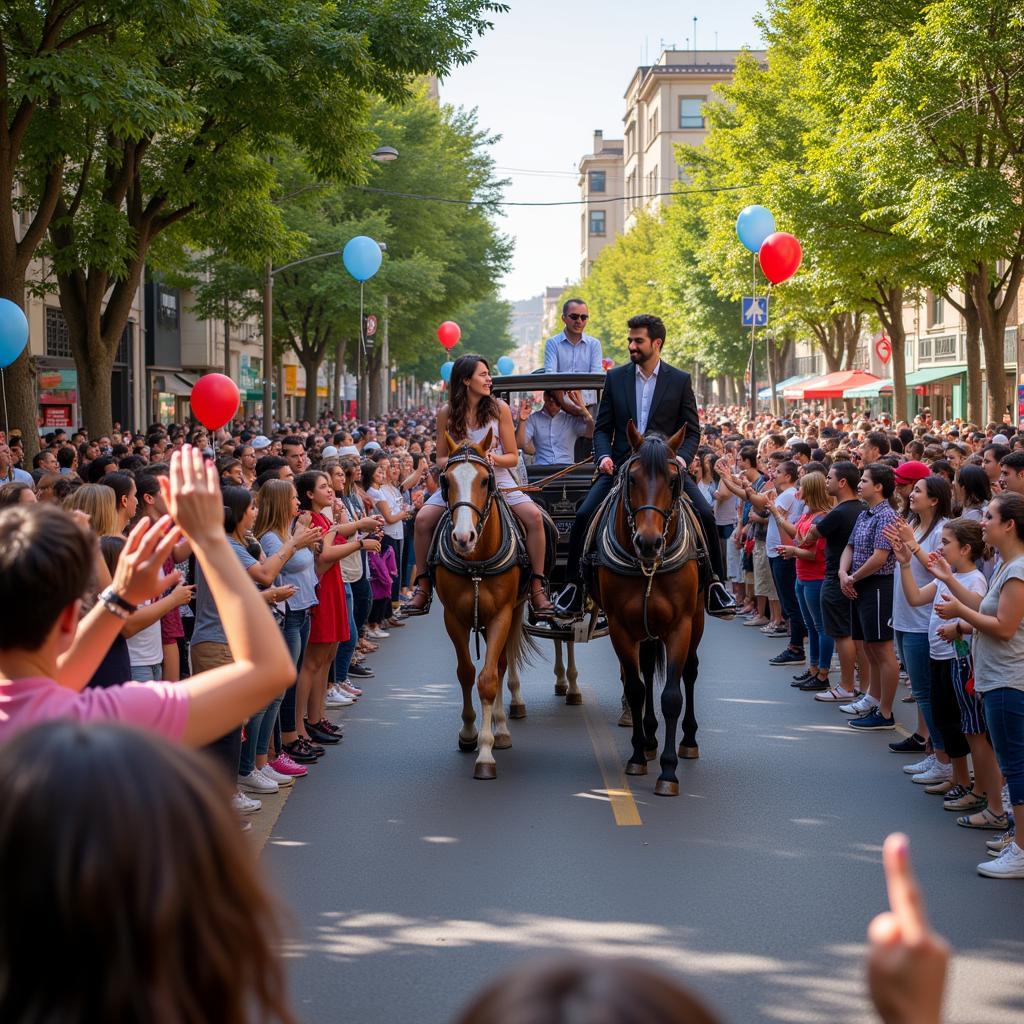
[766,487,803,556]
[929,569,987,660]
[125,608,163,668]
[369,485,405,541]
[892,521,945,633]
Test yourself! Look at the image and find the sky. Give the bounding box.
[441,0,768,303]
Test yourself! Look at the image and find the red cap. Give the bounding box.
[894,460,931,485]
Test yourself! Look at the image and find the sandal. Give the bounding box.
[957,808,1009,830]
[404,573,433,616]
[529,574,556,619]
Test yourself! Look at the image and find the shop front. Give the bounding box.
[150,372,196,425]
[37,365,79,430]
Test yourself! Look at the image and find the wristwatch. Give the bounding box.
[98,586,137,619]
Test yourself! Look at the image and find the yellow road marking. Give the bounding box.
[579,684,643,827]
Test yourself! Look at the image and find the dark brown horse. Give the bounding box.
[590,423,704,796]
[434,431,531,780]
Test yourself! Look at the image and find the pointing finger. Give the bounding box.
[882,832,926,945]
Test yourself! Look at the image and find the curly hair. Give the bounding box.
[447,354,499,443]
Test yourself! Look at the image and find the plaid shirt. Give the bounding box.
[849,501,900,575]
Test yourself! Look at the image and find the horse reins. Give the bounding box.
[497,458,594,493]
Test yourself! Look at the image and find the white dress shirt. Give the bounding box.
[635,360,661,434]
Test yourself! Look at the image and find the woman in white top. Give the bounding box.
[405,354,554,618]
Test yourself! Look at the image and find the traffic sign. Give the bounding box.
[741,296,768,327]
[364,313,378,337]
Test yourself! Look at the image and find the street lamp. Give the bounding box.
[261,147,398,434]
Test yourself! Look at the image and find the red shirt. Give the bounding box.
[794,511,827,581]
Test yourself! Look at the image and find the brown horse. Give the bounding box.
[434,431,531,780]
[590,423,705,796]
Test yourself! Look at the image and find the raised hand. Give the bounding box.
[160,445,223,544]
[888,533,912,565]
[934,591,961,620]
[292,522,322,550]
[926,551,953,582]
[867,833,949,1024]
[111,515,184,607]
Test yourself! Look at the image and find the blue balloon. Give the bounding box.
[0,298,29,368]
[495,355,515,375]
[440,360,454,383]
[342,236,383,282]
[735,205,777,254]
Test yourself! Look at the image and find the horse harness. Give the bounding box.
[584,456,708,640]
[429,448,530,657]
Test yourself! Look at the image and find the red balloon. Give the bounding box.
[601,358,614,370]
[191,373,240,430]
[437,321,461,350]
[758,232,803,284]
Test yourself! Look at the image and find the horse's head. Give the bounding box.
[624,421,686,563]
[442,428,495,555]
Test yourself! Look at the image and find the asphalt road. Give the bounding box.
[264,608,1024,1024]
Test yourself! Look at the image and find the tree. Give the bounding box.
[12,0,509,437]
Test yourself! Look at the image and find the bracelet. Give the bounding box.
[98,592,131,620]
[99,586,137,614]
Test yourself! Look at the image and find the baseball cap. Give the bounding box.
[337,445,359,457]
[364,440,381,452]
[321,445,338,458]
[251,435,271,451]
[992,433,1010,445]
[894,460,931,485]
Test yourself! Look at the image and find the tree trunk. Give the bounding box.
[766,336,778,417]
[298,351,321,424]
[0,303,39,457]
[968,261,1022,426]
[76,329,119,438]
[368,345,384,419]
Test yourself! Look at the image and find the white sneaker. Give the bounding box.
[839,694,879,715]
[325,686,355,708]
[260,764,294,788]
[911,761,953,785]
[232,790,262,815]
[903,753,937,776]
[977,842,1024,879]
[367,628,390,639]
[237,769,278,794]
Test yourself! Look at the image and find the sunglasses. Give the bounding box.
[565,313,589,321]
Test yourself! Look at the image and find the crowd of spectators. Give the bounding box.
[697,404,1024,881]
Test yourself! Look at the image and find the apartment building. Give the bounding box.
[578,49,765,279]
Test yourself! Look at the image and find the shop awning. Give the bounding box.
[244,388,276,401]
[845,378,893,399]
[905,364,967,386]
[758,373,817,400]
[153,373,195,397]
[796,370,883,400]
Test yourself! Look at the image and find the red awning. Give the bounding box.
[787,370,883,401]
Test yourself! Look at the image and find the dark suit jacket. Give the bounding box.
[592,359,700,468]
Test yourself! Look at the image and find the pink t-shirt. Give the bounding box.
[0,677,190,744]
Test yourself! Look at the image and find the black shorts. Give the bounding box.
[852,574,894,644]
[821,578,854,639]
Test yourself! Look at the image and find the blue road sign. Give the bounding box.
[742,296,769,327]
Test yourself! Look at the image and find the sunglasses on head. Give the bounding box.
[566,313,589,321]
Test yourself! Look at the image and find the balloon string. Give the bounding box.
[359,282,365,358]
[1,368,7,440]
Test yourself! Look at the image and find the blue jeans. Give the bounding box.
[769,556,806,649]
[795,578,833,670]
[895,630,939,750]
[130,663,162,682]
[334,583,359,684]
[982,688,1024,807]
[279,607,310,734]
[351,575,372,633]
[239,693,284,776]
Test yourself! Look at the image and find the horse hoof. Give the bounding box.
[654,779,679,797]
[493,734,512,750]
[624,761,647,776]
[474,763,497,780]
[618,710,633,728]
[565,692,583,706]
[645,746,658,762]
[554,683,568,696]
[678,745,700,760]
[458,738,478,753]
[510,704,527,720]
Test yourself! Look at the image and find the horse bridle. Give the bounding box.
[621,454,682,564]
[441,448,496,527]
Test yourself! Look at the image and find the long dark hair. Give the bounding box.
[223,486,262,560]
[447,354,499,442]
[907,475,951,541]
[957,464,990,510]
[0,722,297,1024]
[294,470,327,512]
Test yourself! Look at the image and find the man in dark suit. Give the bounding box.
[555,313,735,618]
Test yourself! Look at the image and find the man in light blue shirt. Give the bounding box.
[543,298,603,375]
[517,390,594,465]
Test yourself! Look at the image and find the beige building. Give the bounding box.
[577,131,624,279]
[579,49,764,279]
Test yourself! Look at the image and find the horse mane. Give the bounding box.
[636,433,671,479]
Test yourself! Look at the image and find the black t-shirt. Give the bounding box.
[817,499,866,576]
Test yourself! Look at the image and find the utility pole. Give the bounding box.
[262,261,273,435]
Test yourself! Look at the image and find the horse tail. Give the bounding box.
[640,637,666,687]
[505,602,540,678]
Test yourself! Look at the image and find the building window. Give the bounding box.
[157,286,179,326]
[45,306,72,359]
[116,322,133,365]
[589,210,606,236]
[928,292,943,326]
[919,336,932,362]
[588,170,606,193]
[679,97,705,129]
[934,334,957,359]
